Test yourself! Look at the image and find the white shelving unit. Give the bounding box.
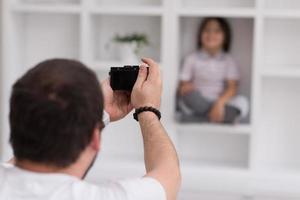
[2,0,300,199]
[90,14,161,62]
[0,0,3,169]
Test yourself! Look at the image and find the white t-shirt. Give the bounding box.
[0,163,166,200]
[180,50,240,100]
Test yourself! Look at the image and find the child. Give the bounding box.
[178,17,249,124]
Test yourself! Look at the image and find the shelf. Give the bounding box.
[93,0,162,7]
[253,170,300,198]
[265,0,300,10]
[181,159,249,173]
[261,67,300,79]
[89,61,163,71]
[11,4,162,15]
[19,0,80,4]
[11,4,81,13]
[13,13,80,69]
[179,0,255,9]
[87,156,300,197]
[264,18,300,68]
[89,61,163,83]
[86,157,250,193]
[86,61,113,82]
[177,128,250,170]
[177,124,252,135]
[264,10,300,19]
[89,153,249,175]
[90,6,163,16]
[87,156,249,177]
[181,160,250,193]
[90,14,161,63]
[177,8,255,18]
[178,192,246,200]
[86,154,300,195]
[87,157,300,197]
[257,79,300,172]
[178,17,253,123]
[257,166,300,177]
[88,61,122,72]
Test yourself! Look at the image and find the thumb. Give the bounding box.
[133,66,147,89]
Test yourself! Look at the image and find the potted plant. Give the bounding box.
[113,33,149,63]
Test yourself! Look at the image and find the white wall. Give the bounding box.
[0,0,3,161]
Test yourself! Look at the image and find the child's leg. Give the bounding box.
[223,95,249,124]
[227,95,249,119]
[223,105,241,124]
[179,90,212,116]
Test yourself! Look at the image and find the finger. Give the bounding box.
[142,58,159,79]
[141,57,156,65]
[100,78,108,87]
[101,78,113,94]
[141,58,159,81]
[133,65,148,89]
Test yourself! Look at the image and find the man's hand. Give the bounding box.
[132,58,181,200]
[209,101,225,123]
[131,58,162,109]
[101,79,133,122]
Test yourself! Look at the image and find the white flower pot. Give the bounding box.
[118,43,139,64]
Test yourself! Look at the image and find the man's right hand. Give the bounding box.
[131,58,162,110]
[131,58,181,200]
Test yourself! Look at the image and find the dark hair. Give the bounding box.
[197,17,232,52]
[9,59,103,168]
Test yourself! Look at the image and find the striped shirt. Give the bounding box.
[180,50,240,100]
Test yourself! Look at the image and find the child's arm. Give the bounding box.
[218,80,238,105]
[179,54,197,96]
[209,80,238,122]
[178,81,194,96]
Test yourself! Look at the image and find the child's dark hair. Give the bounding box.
[197,17,232,52]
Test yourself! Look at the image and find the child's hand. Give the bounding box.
[179,81,194,96]
[209,101,225,123]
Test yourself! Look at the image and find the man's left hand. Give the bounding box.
[101,79,133,122]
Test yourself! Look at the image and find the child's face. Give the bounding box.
[201,20,225,52]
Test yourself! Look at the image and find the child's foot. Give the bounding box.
[223,106,241,124]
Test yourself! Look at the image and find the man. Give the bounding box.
[0,58,181,200]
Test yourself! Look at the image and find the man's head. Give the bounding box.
[9,59,103,169]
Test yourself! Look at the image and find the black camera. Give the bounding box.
[109,65,140,91]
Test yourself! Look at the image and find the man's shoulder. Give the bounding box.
[0,165,165,200]
[0,163,12,176]
[0,163,11,188]
[83,177,166,200]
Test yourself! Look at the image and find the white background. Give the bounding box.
[2,0,300,199]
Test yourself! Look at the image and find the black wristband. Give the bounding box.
[133,106,161,121]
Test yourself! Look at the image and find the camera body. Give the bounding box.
[109,65,140,91]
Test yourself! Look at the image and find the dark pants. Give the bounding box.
[178,91,240,124]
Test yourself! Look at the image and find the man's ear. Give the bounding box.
[90,127,101,151]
